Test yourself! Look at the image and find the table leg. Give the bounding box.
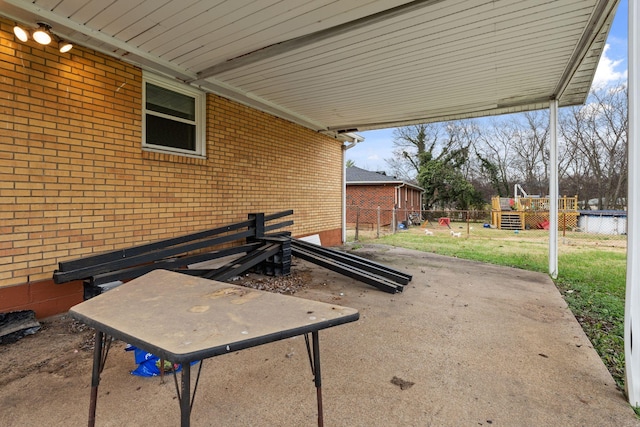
[312,331,323,427]
[88,331,103,427]
[180,362,191,427]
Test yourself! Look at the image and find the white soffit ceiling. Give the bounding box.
[1,0,618,133]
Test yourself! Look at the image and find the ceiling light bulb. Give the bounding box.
[59,41,73,53]
[13,25,29,42]
[33,25,52,45]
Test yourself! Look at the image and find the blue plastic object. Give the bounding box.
[125,344,195,377]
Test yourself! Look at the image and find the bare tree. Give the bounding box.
[443,120,482,180]
[509,110,550,196]
[381,83,628,211]
[476,118,519,197]
[385,123,442,179]
[560,85,628,209]
[472,111,549,198]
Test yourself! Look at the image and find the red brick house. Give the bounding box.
[346,167,424,227]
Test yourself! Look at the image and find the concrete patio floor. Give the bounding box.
[1,244,638,426]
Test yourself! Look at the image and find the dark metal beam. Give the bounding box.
[265,220,294,233]
[55,211,294,284]
[265,210,294,221]
[204,243,281,281]
[57,219,253,272]
[292,246,402,294]
[292,239,411,285]
[89,243,262,286]
[53,229,255,284]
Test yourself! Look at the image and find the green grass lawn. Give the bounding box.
[360,229,627,389]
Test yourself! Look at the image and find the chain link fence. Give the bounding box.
[346,206,627,249]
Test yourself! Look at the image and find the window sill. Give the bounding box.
[142,149,207,165]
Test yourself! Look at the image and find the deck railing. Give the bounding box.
[491,196,579,212]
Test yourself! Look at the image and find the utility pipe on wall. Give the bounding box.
[395,182,406,226]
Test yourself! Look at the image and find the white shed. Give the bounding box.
[578,210,627,235]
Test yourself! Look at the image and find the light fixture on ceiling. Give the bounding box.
[13,25,28,42]
[32,23,52,45]
[12,22,73,53]
[58,40,73,53]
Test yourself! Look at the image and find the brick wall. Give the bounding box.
[346,184,423,226]
[0,18,344,316]
[346,185,396,225]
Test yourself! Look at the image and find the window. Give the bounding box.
[143,73,205,157]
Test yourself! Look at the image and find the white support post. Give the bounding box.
[341,136,364,243]
[342,146,347,244]
[549,99,559,279]
[625,0,640,407]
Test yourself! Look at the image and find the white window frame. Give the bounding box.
[142,72,206,158]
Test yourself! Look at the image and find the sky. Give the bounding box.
[347,0,630,174]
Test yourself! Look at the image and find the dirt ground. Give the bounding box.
[0,313,94,390]
[0,267,327,392]
[1,261,358,427]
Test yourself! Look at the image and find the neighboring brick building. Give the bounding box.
[0,17,352,318]
[346,167,424,227]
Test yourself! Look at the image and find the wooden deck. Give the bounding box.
[491,196,579,230]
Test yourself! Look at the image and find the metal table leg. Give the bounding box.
[180,362,191,426]
[312,331,323,427]
[88,331,103,427]
[88,332,111,427]
[173,360,203,427]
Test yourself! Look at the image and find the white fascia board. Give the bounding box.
[348,181,424,192]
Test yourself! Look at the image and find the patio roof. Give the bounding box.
[1,0,618,136]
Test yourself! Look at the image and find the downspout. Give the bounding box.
[395,182,406,226]
[342,134,363,243]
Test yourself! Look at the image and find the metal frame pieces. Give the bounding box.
[53,209,412,297]
[291,238,410,294]
[54,211,295,298]
[195,243,281,282]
